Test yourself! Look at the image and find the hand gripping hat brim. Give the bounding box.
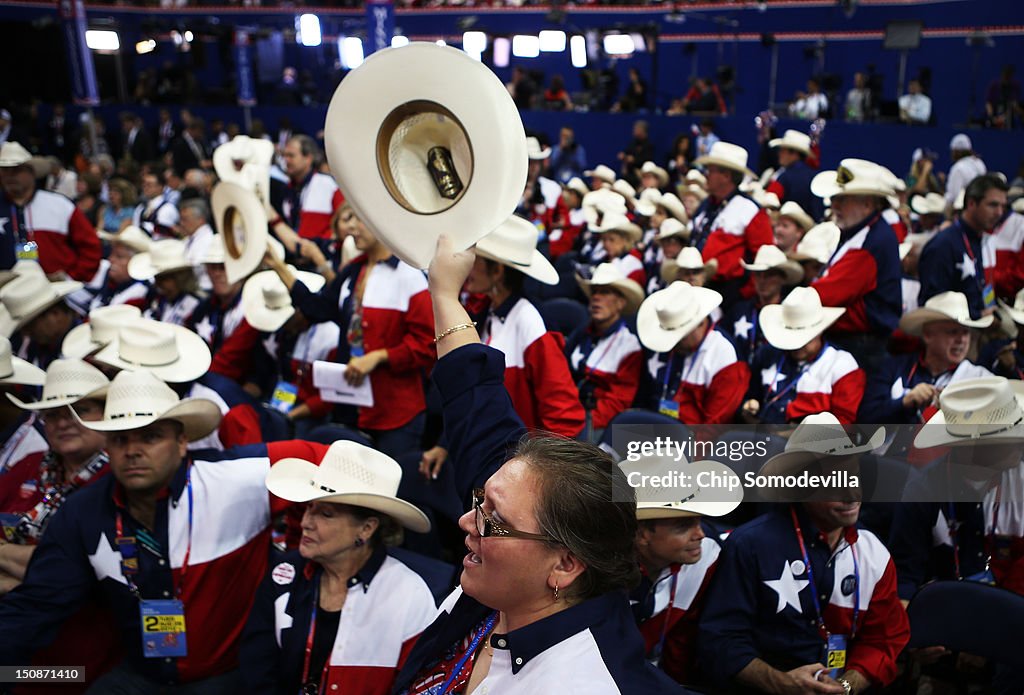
[211,181,270,285]
[324,42,528,270]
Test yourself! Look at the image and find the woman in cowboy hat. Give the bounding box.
[645,218,691,294]
[241,441,438,695]
[590,213,646,286]
[132,238,202,327]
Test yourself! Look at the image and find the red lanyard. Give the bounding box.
[301,578,332,695]
[582,323,624,380]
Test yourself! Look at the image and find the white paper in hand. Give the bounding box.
[312,360,374,407]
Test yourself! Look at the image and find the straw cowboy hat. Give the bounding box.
[76,369,221,442]
[98,225,152,254]
[659,250,719,286]
[811,158,897,204]
[62,304,142,359]
[266,440,430,532]
[758,412,885,480]
[563,177,590,199]
[7,358,108,410]
[212,135,275,204]
[92,319,212,384]
[768,129,812,156]
[0,142,49,179]
[658,192,689,223]
[324,42,527,270]
[211,181,271,284]
[999,287,1024,326]
[475,215,558,285]
[694,141,756,179]
[741,245,804,285]
[787,221,840,264]
[637,281,723,353]
[678,183,708,204]
[656,218,689,243]
[915,377,1024,449]
[777,201,814,231]
[589,213,643,245]
[619,455,743,518]
[759,286,845,351]
[685,169,707,188]
[640,161,670,188]
[242,267,327,333]
[0,335,45,387]
[910,192,946,217]
[576,263,645,315]
[0,270,82,338]
[128,239,193,281]
[899,291,993,337]
[581,188,628,226]
[202,233,284,267]
[526,136,551,160]
[584,164,616,186]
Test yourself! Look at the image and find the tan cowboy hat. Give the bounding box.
[0,335,45,387]
[758,412,885,481]
[620,455,743,518]
[910,192,946,217]
[788,221,840,264]
[678,183,708,203]
[768,129,811,156]
[759,286,845,351]
[92,319,212,384]
[241,267,327,333]
[128,239,193,281]
[324,43,527,270]
[656,218,689,242]
[811,158,897,204]
[659,249,719,286]
[584,164,616,185]
[7,358,108,409]
[266,440,430,532]
[526,136,551,160]
[563,177,589,199]
[694,141,755,179]
[576,263,645,315]
[0,270,82,338]
[475,215,558,285]
[0,142,49,178]
[212,135,275,205]
[777,201,814,231]
[1013,198,1024,214]
[612,179,638,205]
[640,161,670,188]
[637,281,723,353]
[202,233,284,267]
[915,377,1024,449]
[62,304,142,359]
[899,291,993,336]
[999,287,1024,325]
[741,245,804,285]
[658,192,689,223]
[76,369,221,442]
[589,213,643,245]
[211,181,270,284]
[684,169,707,187]
[581,188,628,226]
[98,225,152,254]
[758,191,782,211]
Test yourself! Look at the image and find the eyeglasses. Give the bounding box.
[472,488,556,542]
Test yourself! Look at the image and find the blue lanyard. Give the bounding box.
[790,506,859,639]
[436,610,499,695]
[653,568,679,663]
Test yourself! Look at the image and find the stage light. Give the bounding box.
[184,30,194,43]
[539,30,566,52]
[340,36,364,68]
[463,30,487,57]
[603,33,635,56]
[493,36,510,67]
[85,29,119,51]
[297,14,322,47]
[570,34,587,68]
[512,34,540,58]
[435,39,447,46]
[391,35,409,48]
[135,39,156,55]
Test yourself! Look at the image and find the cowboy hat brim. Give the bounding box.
[75,395,222,442]
[915,381,1024,449]
[61,322,105,359]
[627,458,744,519]
[242,269,326,333]
[212,182,270,285]
[740,259,804,286]
[0,357,45,388]
[811,170,895,206]
[659,257,718,286]
[759,304,846,351]
[577,274,645,316]
[778,208,815,232]
[637,285,722,353]
[92,325,212,384]
[475,245,558,286]
[266,457,431,533]
[692,154,755,179]
[768,137,811,156]
[0,280,83,338]
[127,252,192,281]
[898,307,993,336]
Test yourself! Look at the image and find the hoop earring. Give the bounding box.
[553,580,560,602]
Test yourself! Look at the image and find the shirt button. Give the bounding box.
[514,657,523,666]
[496,639,507,648]
[158,559,165,566]
[330,686,338,691]
[163,591,171,598]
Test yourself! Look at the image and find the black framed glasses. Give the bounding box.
[472,488,556,542]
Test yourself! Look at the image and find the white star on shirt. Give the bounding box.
[0,217,8,235]
[647,352,666,378]
[88,534,128,586]
[263,333,280,359]
[762,367,785,387]
[956,252,977,281]
[570,344,585,371]
[764,561,808,614]
[195,315,215,344]
[733,315,754,340]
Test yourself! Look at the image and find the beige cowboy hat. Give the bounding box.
[98,225,152,254]
[212,135,275,205]
[128,238,193,281]
[92,319,212,384]
[811,158,897,204]
[266,440,430,532]
[576,263,645,315]
[620,455,743,518]
[1013,197,1024,215]
[589,212,643,245]
[584,164,616,186]
[76,369,221,442]
[640,161,670,188]
[915,377,1024,449]
[678,183,708,203]
[637,281,723,353]
[62,304,142,359]
[787,221,840,264]
[684,169,707,188]
[758,412,885,480]
[0,142,49,179]
[660,248,718,285]
[526,136,551,160]
[741,245,804,285]
[910,192,946,217]
[0,335,45,387]
[768,129,812,156]
[999,287,1024,326]
[694,141,756,179]
[612,179,638,205]
[211,181,270,284]
[758,191,782,211]
[242,267,327,333]
[760,286,845,351]
[0,270,82,338]
[899,291,993,336]
[202,233,284,267]
[581,188,628,226]
[633,192,658,218]
[777,201,814,231]
[7,358,108,410]
[563,177,589,199]
[658,192,689,223]
[475,215,558,285]
[656,218,689,243]
[324,42,527,270]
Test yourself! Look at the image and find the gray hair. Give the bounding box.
[179,197,210,223]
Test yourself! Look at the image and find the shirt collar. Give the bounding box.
[112,456,189,509]
[301,544,388,591]
[489,293,523,321]
[792,503,859,548]
[587,317,624,340]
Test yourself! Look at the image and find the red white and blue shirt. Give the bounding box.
[565,319,643,430]
[690,193,773,283]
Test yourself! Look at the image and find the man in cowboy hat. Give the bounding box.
[700,414,909,695]
[0,265,83,370]
[766,130,824,222]
[0,369,331,690]
[0,142,101,282]
[918,174,1008,319]
[519,136,568,246]
[691,141,774,306]
[743,287,865,425]
[89,225,151,312]
[268,134,344,241]
[591,213,646,286]
[0,335,46,478]
[548,176,589,258]
[132,238,202,327]
[773,201,815,255]
[566,264,644,438]
[646,217,692,294]
[725,244,803,364]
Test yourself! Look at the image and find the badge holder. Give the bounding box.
[16,241,38,261]
[658,399,680,419]
[270,381,299,413]
[824,633,847,680]
[983,283,996,309]
[140,599,188,658]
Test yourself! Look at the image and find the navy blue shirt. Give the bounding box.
[917,218,989,319]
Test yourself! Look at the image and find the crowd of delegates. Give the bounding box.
[0,101,1022,695]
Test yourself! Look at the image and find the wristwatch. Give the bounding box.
[837,677,852,695]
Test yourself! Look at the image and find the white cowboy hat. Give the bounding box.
[811,158,897,203]
[202,233,284,267]
[910,192,946,217]
[658,192,689,223]
[0,271,82,338]
[475,215,558,285]
[0,335,45,387]
[62,304,142,359]
[637,281,723,353]
[211,181,271,284]
[98,225,152,254]
[620,455,743,518]
[324,43,527,270]
[212,135,275,204]
[612,179,638,205]
[741,245,804,285]
[659,249,719,286]
[589,212,643,245]
[949,133,973,152]
[899,291,993,336]
[694,141,756,178]
[678,183,708,203]
[777,201,814,231]
[0,142,49,178]
[640,161,670,188]
[684,169,707,187]
[128,239,193,281]
[787,221,840,264]
[7,358,108,410]
[634,196,658,218]
[581,188,628,226]
[759,286,845,351]
[584,164,616,185]
[525,136,551,160]
[76,369,221,442]
[563,177,589,199]
[999,287,1024,325]
[656,217,689,242]
[266,440,430,532]
[768,129,812,156]
[92,319,212,384]
[576,263,645,315]
[242,267,327,333]
[758,412,885,480]
[757,191,782,211]
[915,377,1024,449]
